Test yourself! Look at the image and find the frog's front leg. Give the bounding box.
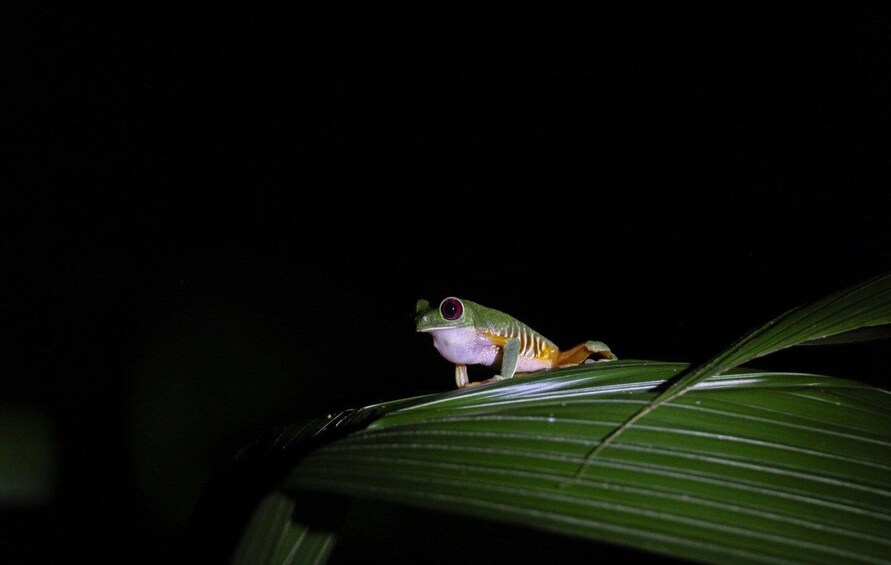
[465,337,520,388]
[455,364,469,388]
[461,337,521,388]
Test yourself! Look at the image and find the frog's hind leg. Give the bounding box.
[557,341,617,367]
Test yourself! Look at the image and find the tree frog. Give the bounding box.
[416,297,617,388]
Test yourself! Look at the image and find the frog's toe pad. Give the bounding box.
[584,341,618,361]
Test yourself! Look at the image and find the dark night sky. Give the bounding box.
[3,4,890,562]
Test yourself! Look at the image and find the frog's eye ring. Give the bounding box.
[440,298,464,320]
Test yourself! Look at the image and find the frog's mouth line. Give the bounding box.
[417,326,451,333]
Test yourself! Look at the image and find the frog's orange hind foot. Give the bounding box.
[557,341,616,367]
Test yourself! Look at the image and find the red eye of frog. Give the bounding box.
[440,298,464,320]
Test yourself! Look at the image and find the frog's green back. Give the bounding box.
[462,299,558,349]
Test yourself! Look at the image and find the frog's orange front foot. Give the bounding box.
[455,365,505,387]
[557,341,617,367]
[461,379,491,388]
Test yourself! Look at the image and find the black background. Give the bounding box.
[3,4,890,562]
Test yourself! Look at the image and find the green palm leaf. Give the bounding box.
[231,274,891,563]
[568,272,891,481]
[231,492,336,565]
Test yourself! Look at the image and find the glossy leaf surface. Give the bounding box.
[286,362,891,563]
